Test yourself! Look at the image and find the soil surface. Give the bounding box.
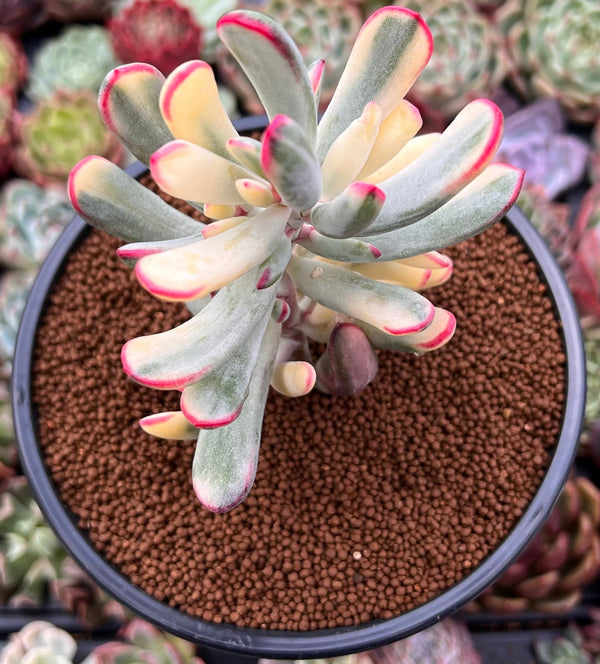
[32,208,565,631]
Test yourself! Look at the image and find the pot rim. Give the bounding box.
[12,122,586,658]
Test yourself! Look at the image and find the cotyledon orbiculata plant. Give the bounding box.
[68,6,524,512]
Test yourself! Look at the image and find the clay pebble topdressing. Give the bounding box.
[32,192,565,630]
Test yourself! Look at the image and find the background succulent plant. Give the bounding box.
[535,624,600,664]
[14,90,124,187]
[43,0,116,22]
[26,25,119,102]
[0,91,15,182]
[108,0,203,76]
[0,33,27,97]
[467,475,600,614]
[70,7,523,512]
[398,0,507,121]
[497,0,600,123]
[0,0,47,35]
[590,118,600,185]
[0,179,73,270]
[0,620,77,664]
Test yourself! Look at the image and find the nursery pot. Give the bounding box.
[13,119,586,659]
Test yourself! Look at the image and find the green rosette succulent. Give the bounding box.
[0,179,73,269]
[14,90,124,187]
[0,476,69,606]
[0,621,77,664]
[403,0,507,120]
[70,7,523,512]
[497,0,600,123]
[26,25,119,103]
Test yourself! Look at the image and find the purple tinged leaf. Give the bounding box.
[315,323,378,396]
[495,99,589,199]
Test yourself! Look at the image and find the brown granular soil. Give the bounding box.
[32,197,565,631]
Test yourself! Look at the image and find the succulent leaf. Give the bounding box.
[315,323,378,396]
[180,305,273,427]
[270,360,316,397]
[150,138,258,205]
[320,101,382,200]
[192,317,280,512]
[358,307,456,354]
[217,9,317,143]
[135,205,290,300]
[310,181,385,239]
[360,163,524,261]
[288,253,434,335]
[68,156,202,242]
[99,63,173,166]
[235,178,278,208]
[349,258,452,290]
[295,227,382,263]
[356,99,422,180]
[117,233,204,267]
[316,6,432,162]
[226,136,265,178]
[261,115,321,212]
[139,411,199,440]
[159,60,238,159]
[366,98,504,234]
[364,132,440,185]
[122,268,278,389]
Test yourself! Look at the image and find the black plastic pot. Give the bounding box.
[12,122,586,659]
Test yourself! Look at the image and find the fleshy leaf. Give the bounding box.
[181,306,272,427]
[117,232,204,267]
[139,411,199,440]
[360,163,525,261]
[98,63,173,166]
[270,361,316,397]
[135,205,290,301]
[150,139,258,205]
[121,269,277,390]
[357,100,422,180]
[308,58,325,107]
[200,214,247,238]
[315,323,378,396]
[256,236,293,289]
[366,99,505,234]
[159,60,238,160]
[204,203,239,220]
[226,136,265,177]
[358,307,456,353]
[68,156,202,242]
[295,225,382,262]
[261,115,321,211]
[364,132,440,185]
[235,178,278,207]
[192,317,281,512]
[217,10,317,143]
[310,181,385,239]
[396,251,452,270]
[349,259,452,290]
[320,101,382,200]
[316,6,432,161]
[288,254,434,335]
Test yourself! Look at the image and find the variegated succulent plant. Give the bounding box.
[69,7,523,512]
